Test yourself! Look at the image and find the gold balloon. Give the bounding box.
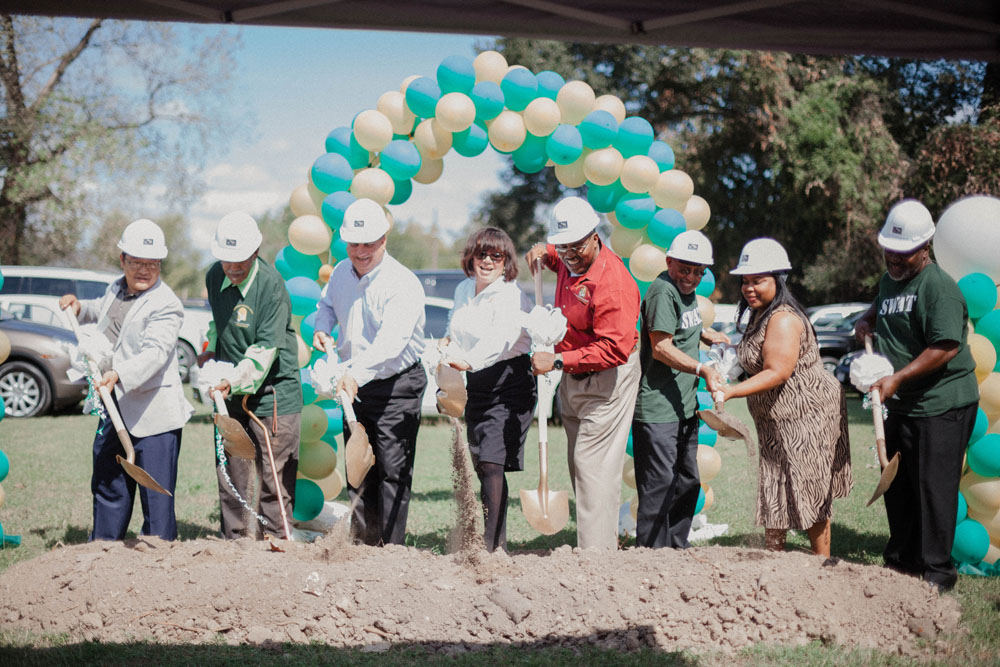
[314,468,344,501]
[554,155,587,188]
[414,118,453,160]
[968,504,1000,543]
[983,542,1000,565]
[435,92,476,133]
[629,494,638,521]
[621,155,660,194]
[318,264,333,284]
[683,195,711,231]
[377,90,417,135]
[593,94,627,123]
[702,484,715,512]
[298,440,337,480]
[556,80,596,125]
[413,156,444,185]
[622,457,637,489]
[307,180,326,212]
[697,295,716,327]
[961,469,1000,516]
[399,74,421,95]
[628,244,668,283]
[288,214,332,256]
[981,372,1000,423]
[0,330,9,365]
[300,404,328,443]
[583,147,624,186]
[651,169,694,210]
[290,184,319,217]
[353,109,393,152]
[523,97,561,137]
[696,444,722,483]
[349,168,395,206]
[0,483,5,509]
[970,333,998,384]
[609,226,646,259]
[473,50,508,84]
[487,110,527,153]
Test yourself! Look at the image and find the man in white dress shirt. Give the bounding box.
[313,198,427,546]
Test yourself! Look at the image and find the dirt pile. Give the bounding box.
[0,537,962,657]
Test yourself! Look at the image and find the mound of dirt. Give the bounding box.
[0,537,962,657]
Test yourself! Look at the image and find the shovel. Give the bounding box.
[864,335,900,507]
[212,390,256,460]
[435,362,467,418]
[519,258,570,535]
[241,388,292,540]
[698,391,757,457]
[318,336,376,488]
[65,309,171,496]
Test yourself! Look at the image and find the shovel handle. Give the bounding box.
[863,336,890,468]
[533,258,544,308]
[213,389,229,417]
[338,390,357,424]
[713,390,724,412]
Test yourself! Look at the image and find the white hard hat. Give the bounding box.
[547,196,600,245]
[117,218,168,260]
[730,238,792,275]
[878,200,934,252]
[212,211,262,262]
[666,230,714,265]
[338,199,390,244]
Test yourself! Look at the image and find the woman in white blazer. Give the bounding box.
[60,219,193,541]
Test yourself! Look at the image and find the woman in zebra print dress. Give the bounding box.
[720,239,852,556]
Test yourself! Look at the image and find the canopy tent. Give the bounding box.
[7,0,1000,62]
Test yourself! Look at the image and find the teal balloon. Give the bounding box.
[437,55,476,94]
[546,124,583,165]
[325,127,369,169]
[974,310,1000,370]
[323,405,344,438]
[308,348,324,367]
[0,395,4,422]
[952,518,990,564]
[695,486,706,513]
[698,422,718,446]
[300,311,318,348]
[615,194,656,230]
[452,121,489,157]
[958,273,997,320]
[471,81,504,122]
[536,70,565,100]
[380,139,421,181]
[405,77,441,118]
[310,153,353,194]
[286,276,322,317]
[331,235,349,263]
[292,478,325,521]
[971,408,988,444]
[579,110,618,150]
[0,268,4,291]
[698,375,707,390]
[614,117,655,158]
[0,449,8,482]
[587,180,626,213]
[321,191,356,232]
[647,208,686,247]
[647,140,676,171]
[697,390,713,410]
[968,433,1000,477]
[696,268,716,298]
[390,178,412,205]
[275,246,321,281]
[637,279,651,299]
[299,368,318,405]
[957,492,968,523]
[500,68,537,112]
[512,133,548,173]
[626,429,633,457]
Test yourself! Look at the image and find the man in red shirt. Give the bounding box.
[526,196,641,549]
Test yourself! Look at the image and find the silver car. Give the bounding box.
[0,312,86,417]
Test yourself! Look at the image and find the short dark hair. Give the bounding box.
[460,227,518,282]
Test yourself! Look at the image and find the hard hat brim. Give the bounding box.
[211,241,257,263]
[117,240,167,260]
[877,231,933,253]
[547,226,596,246]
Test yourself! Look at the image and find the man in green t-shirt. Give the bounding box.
[199,211,303,540]
[633,231,728,548]
[856,200,979,591]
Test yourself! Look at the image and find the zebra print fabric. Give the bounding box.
[737,305,854,530]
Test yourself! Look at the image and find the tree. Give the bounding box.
[0,15,238,265]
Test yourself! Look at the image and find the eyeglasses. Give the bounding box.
[475,251,506,262]
[124,258,161,271]
[554,236,592,255]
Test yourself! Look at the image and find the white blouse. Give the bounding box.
[446,277,532,372]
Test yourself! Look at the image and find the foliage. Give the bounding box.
[387,218,462,270]
[0,15,239,265]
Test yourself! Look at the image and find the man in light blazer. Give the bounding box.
[60,219,194,541]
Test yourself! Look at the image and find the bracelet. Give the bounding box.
[695,362,702,377]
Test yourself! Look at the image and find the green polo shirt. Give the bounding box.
[206,258,302,417]
[875,262,979,417]
[635,272,703,423]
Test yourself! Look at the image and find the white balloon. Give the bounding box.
[413,118,453,160]
[629,244,668,282]
[414,157,444,185]
[487,110,527,153]
[290,183,319,217]
[583,147,624,186]
[435,92,476,133]
[934,195,1000,283]
[593,94,627,123]
[555,157,587,189]
[377,90,416,135]
[349,168,395,206]
[353,109,393,152]
[473,50,508,84]
[556,80,596,125]
[683,195,711,231]
[620,155,660,194]
[288,215,332,256]
[651,169,695,210]
[523,97,561,137]
[399,74,421,94]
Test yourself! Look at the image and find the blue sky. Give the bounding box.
[188,25,505,249]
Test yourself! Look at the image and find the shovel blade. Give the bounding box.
[116,455,171,496]
[519,488,570,535]
[345,424,375,488]
[866,451,900,507]
[213,414,257,459]
[698,408,757,456]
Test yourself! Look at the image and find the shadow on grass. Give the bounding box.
[30,520,218,548]
[698,523,887,565]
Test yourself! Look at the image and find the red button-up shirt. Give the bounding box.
[542,241,640,373]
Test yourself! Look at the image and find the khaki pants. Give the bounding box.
[558,351,641,549]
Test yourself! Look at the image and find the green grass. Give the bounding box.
[1,388,998,665]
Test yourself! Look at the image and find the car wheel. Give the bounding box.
[175,339,197,384]
[821,357,839,375]
[0,361,53,417]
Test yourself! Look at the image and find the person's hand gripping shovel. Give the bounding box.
[65,308,170,496]
[519,258,569,535]
[211,389,256,460]
[320,337,374,488]
[864,335,900,506]
[697,391,757,457]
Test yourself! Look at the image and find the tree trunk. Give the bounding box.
[0,190,27,265]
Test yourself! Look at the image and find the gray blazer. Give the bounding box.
[79,277,194,437]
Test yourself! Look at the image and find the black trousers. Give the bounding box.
[345,363,427,546]
[883,402,978,588]
[631,416,701,549]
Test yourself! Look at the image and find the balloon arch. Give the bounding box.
[270,50,1000,575]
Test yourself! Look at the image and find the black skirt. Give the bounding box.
[465,354,537,471]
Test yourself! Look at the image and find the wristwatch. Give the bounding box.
[553,357,564,371]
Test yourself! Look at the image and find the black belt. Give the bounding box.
[569,371,595,381]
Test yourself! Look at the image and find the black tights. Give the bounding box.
[476,461,508,552]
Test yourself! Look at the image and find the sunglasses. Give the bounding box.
[554,236,592,255]
[475,251,506,262]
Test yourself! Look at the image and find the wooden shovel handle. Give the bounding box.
[338,390,357,424]
[864,335,889,468]
[533,258,543,308]
[213,389,229,417]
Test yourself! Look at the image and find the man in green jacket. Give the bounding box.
[199,211,303,540]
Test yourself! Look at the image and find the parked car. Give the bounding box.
[806,302,869,328]
[813,310,866,374]
[0,310,87,417]
[413,269,466,300]
[833,349,864,392]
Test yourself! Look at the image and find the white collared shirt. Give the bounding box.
[447,277,532,372]
[315,253,426,387]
